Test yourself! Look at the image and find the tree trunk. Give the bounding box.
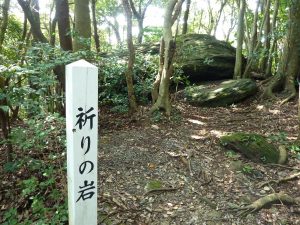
[233,0,246,79]
[265,0,279,77]
[105,17,121,44]
[137,19,144,44]
[17,0,48,43]
[150,0,184,116]
[129,0,153,44]
[262,0,300,101]
[0,0,11,51]
[259,0,271,73]
[242,0,260,78]
[91,0,100,52]
[0,78,12,162]
[73,0,91,51]
[212,0,227,37]
[151,37,165,103]
[122,0,138,114]
[55,0,73,51]
[50,16,57,46]
[182,0,191,34]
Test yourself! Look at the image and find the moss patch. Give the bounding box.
[220,133,281,164]
[184,79,257,107]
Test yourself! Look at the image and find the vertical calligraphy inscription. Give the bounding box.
[66,60,98,225]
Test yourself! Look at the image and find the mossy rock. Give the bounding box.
[220,133,286,164]
[184,79,257,107]
[137,34,239,81]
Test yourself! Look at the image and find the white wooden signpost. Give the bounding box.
[66,60,98,225]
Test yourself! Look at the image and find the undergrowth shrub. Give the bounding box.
[1,113,68,225]
[98,52,158,112]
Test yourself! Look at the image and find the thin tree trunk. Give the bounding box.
[152,37,165,103]
[259,0,271,73]
[150,0,184,116]
[129,0,152,44]
[233,0,246,79]
[91,0,100,52]
[212,0,227,37]
[50,16,57,46]
[243,0,272,78]
[17,0,48,43]
[105,17,121,44]
[122,0,137,113]
[0,78,12,162]
[265,0,279,77]
[0,0,11,51]
[182,0,191,34]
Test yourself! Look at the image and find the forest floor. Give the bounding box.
[1,91,300,225]
[99,96,300,225]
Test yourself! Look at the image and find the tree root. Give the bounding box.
[279,91,296,106]
[231,192,300,217]
[258,172,300,188]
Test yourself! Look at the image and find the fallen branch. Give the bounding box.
[144,187,179,196]
[231,192,299,217]
[258,172,300,188]
[264,163,300,171]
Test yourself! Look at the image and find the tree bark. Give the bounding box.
[150,0,184,116]
[129,0,153,44]
[17,0,48,43]
[50,16,57,46]
[233,0,246,79]
[73,0,91,51]
[122,0,138,114]
[0,78,12,162]
[104,17,122,44]
[262,0,300,102]
[91,0,100,52]
[0,0,11,51]
[259,0,271,73]
[182,0,191,34]
[55,0,73,51]
[265,0,279,77]
[151,37,165,103]
[212,0,227,37]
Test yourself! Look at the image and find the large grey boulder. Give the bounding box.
[184,79,258,107]
[176,34,237,81]
[137,34,239,81]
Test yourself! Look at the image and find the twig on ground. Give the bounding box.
[258,172,300,188]
[144,187,179,196]
[265,163,300,171]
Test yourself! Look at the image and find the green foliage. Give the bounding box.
[268,131,288,144]
[225,150,238,159]
[289,144,300,152]
[143,27,163,43]
[150,110,162,123]
[1,16,23,60]
[288,144,300,159]
[2,113,67,224]
[99,51,157,111]
[145,180,163,191]
[3,208,18,225]
[242,164,254,174]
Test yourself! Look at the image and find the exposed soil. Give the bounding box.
[99,97,300,224]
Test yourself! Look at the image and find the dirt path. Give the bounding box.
[99,99,300,225]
